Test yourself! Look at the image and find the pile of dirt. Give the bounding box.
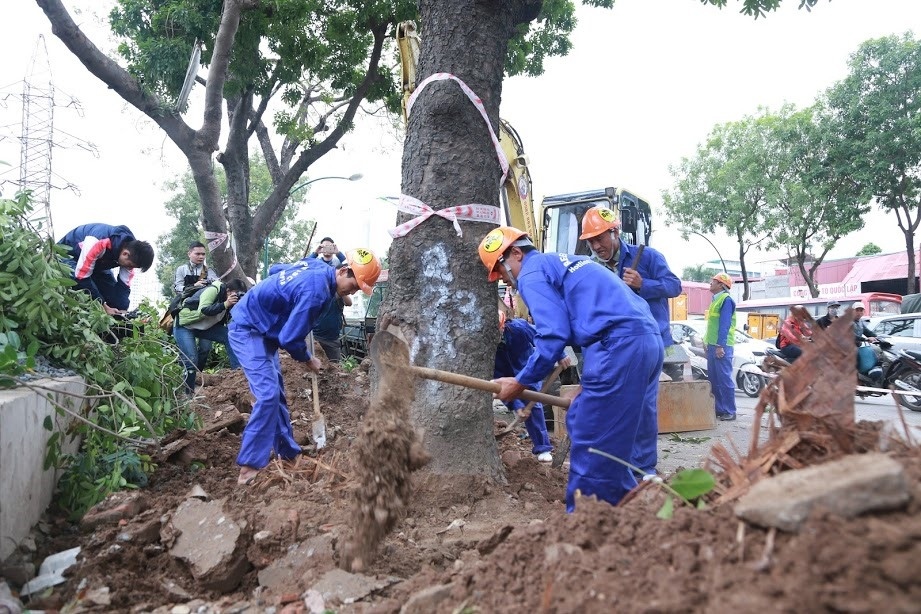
[12,345,921,613]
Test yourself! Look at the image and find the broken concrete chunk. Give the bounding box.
[258,534,335,592]
[400,583,455,614]
[309,568,385,605]
[735,453,911,532]
[168,498,247,593]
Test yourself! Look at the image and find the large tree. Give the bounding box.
[37,0,825,480]
[760,104,867,297]
[826,32,921,294]
[663,114,774,301]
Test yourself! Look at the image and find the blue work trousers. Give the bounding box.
[229,323,301,469]
[706,345,736,418]
[565,332,663,512]
[174,323,239,394]
[508,400,553,455]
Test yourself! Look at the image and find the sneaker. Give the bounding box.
[717,413,737,421]
[868,367,883,381]
[537,452,553,463]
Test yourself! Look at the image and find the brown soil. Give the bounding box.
[18,351,921,613]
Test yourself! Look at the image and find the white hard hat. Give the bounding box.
[852,301,864,310]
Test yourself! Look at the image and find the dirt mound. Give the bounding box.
[381,448,921,613]
[14,341,921,613]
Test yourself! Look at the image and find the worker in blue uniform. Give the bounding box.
[480,226,663,511]
[578,206,683,474]
[230,248,381,485]
[706,273,737,421]
[494,311,554,462]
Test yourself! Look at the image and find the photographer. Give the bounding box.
[174,278,247,395]
[308,237,347,267]
[174,241,217,293]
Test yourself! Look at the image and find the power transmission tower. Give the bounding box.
[19,36,56,237]
[0,35,96,238]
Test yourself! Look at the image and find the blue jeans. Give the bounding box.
[174,322,239,393]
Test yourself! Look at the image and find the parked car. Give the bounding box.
[866,312,921,355]
[670,320,772,397]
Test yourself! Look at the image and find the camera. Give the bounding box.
[320,243,338,256]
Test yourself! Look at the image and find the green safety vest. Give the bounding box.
[704,291,736,346]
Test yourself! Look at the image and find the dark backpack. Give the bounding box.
[168,285,201,316]
[181,283,221,313]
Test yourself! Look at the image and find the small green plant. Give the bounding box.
[1,193,190,518]
[588,448,716,519]
[341,355,359,372]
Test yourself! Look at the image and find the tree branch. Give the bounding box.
[251,24,388,232]
[35,0,195,150]
[200,0,250,150]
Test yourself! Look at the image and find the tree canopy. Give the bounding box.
[826,32,921,294]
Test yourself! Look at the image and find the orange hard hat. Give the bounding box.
[478,226,530,282]
[712,272,733,289]
[578,207,620,240]
[498,310,507,331]
[346,248,382,295]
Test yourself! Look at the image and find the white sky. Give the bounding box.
[2,0,919,303]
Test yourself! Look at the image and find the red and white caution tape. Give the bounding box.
[204,230,239,280]
[386,195,501,238]
[390,72,506,238]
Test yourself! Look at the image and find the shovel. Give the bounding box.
[306,332,327,449]
[371,329,571,409]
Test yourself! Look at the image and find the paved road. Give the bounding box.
[657,390,921,475]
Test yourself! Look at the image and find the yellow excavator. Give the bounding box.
[396,22,715,434]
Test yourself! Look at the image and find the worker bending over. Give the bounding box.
[229,248,381,485]
[480,226,662,510]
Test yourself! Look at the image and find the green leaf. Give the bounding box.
[656,495,675,520]
[669,468,717,501]
[43,415,53,431]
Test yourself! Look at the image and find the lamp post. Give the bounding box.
[684,230,728,276]
[262,173,363,278]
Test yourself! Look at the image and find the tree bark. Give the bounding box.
[383,0,529,478]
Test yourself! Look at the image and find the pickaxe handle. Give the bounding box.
[409,365,572,408]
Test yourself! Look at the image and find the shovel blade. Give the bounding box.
[312,415,327,449]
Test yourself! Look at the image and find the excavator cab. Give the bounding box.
[539,187,652,255]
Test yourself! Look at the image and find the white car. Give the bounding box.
[670,320,772,397]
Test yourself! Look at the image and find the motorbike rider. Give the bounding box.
[816,300,840,330]
[777,307,811,363]
[852,302,882,380]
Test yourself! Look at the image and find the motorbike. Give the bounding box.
[759,336,921,411]
[858,339,921,411]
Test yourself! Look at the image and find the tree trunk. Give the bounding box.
[737,240,750,301]
[904,227,917,295]
[383,0,532,478]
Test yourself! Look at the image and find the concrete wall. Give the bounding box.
[0,377,85,561]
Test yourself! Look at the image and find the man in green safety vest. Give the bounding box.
[705,272,737,421]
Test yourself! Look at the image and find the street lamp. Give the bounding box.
[263,173,363,278]
[683,230,728,275]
